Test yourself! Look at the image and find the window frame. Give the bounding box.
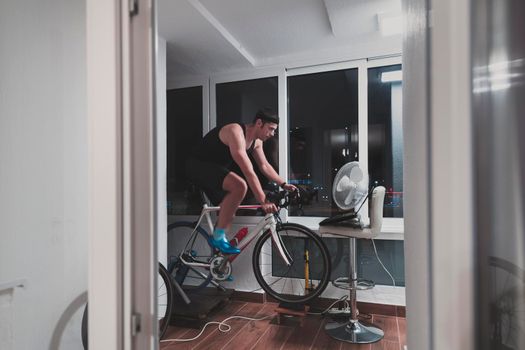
[365,56,404,235]
[286,59,365,226]
[286,57,404,238]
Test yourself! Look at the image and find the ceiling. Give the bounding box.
[158,0,402,82]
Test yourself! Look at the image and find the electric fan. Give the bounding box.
[320,162,369,227]
[332,161,369,213]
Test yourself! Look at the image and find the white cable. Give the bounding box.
[371,238,396,287]
[307,295,348,315]
[160,314,273,343]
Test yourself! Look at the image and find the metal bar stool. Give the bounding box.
[319,186,386,344]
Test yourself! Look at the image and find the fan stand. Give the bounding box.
[324,237,384,343]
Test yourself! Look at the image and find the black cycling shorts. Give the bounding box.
[186,157,229,205]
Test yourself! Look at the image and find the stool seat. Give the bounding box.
[319,186,385,240]
[319,224,379,239]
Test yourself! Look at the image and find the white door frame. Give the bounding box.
[87,0,156,349]
[403,0,475,349]
[87,0,477,349]
[87,0,124,348]
[429,0,474,349]
[402,0,432,347]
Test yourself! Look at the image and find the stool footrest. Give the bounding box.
[332,277,375,290]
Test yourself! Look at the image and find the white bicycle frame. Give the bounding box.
[179,204,292,268]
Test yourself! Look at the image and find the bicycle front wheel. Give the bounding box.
[252,223,331,304]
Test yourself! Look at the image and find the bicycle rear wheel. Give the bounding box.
[158,263,173,340]
[167,221,214,290]
[252,223,331,304]
[81,263,174,347]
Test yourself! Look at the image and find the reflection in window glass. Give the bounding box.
[368,65,403,218]
[322,238,405,286]
[288,69,359,217]
[167,86,203,215]
[271,236,405,286]
[216,77,279,207]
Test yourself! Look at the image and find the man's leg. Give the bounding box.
[217,172,248,229]
[211,172,247,254]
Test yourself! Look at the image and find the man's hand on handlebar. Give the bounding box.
[282,183,298,193]
[261,202,278,213]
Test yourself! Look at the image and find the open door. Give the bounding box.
[404,0,475,349]
[87,0,156,348]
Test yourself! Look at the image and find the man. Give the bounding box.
[186,108,297,254]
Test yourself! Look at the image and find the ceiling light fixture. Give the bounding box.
[381,70,403,83]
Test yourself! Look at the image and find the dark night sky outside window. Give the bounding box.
[368,65,403,218]
[166,86,203,215]
[216,77,279,208]
[288,69,359,217]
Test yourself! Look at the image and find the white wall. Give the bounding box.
[0,0,87,349]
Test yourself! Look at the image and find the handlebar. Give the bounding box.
[266,188,300,209]
[236,188,300,215]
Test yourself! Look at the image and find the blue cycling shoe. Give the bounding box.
[210,236,241,254]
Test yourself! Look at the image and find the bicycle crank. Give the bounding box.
[210,256,232,281]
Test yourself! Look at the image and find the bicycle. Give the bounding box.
[167,190,331,304]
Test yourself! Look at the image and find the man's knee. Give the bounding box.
[237,179,248,197]
[224,174,247,198]
[230,178,247,198]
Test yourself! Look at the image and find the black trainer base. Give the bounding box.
[170,287,234,329]
[278,301,305,311]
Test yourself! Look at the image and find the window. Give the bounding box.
[287,69,359,217]
[166,86,203,215]
[215,77,279,207]
[168,60,404,226]
[368,65,403,218]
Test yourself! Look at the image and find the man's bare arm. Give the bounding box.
[251,140,282,183]
[252,140,297,192]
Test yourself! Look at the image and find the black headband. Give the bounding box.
[255,109,279,124]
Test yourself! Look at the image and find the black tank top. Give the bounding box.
[191,123,255,168]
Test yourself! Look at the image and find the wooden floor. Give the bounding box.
[160,300,407,350]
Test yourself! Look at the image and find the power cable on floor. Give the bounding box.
[160,314,274,343]
[307,295,348,315]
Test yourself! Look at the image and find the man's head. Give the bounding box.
[254,107,279,125]
[253,107,278,141]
